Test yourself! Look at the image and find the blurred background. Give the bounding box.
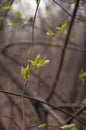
[0,0,86,130]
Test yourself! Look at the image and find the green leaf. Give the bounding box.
[61,124,75,130]
[38,124,55,128]
[39,124,47,128]
[16,11,22,18]
[8,35,13,41]
[56,26,61,30]
[72,0,77,3]
[82,98,86,104]
[46,5,50,16]
[63,30,67,36]
[12,22,20,28]
[79,69,86,84]
[4,5,12,10]
[29,54,50,69]
[4,19,11,26]
[23,32,29,39]
[80,71,86,78]
[47,29,55,37]
[69,37,74,43]
[51,41,56,46]
[0,4,2,8]
[61,21,67,31]
[56,22,67,36]
[21,65,30,80]
[35,0,40,3]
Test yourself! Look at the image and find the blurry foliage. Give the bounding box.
[56,21,68,36]
[82,98,86,104]
[22,32,29,39]
[0,2,12,10]
[61,124,75,130]
[38,123,75,130]
[4,18,11,26]
[39,123,47,128]
[15,11,22,18]
[72,0,77,4]
[46,5,50,16]
[3,5,12,10]
[0,0,86,129]
[4,18,20,28]
[12,22,20,28]
[79,69,86,84]
[47,29,55,37]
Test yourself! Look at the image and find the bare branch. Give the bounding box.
[47,0,80,101]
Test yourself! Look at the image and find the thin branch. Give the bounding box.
[47,0,80,101]
[53,0,86,23]
[0,85,23,119]
[22,80,28,130]
[0,89,86,126]
[27,124,62,129]
[0,121,6,130]
[65,104,86,124]
[1,115,21,130]
[0,0,15,28]
[30,0,41,59]
[0,59,65,125]
[2,41,86,58]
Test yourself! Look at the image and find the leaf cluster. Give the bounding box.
[29,54,50,69]
[0,2,12,10]
[21,54,50,80]
[38,123,75,130]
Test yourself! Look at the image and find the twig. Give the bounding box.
[0,59,64,125]
[1,115,21,130]
[47,0,80,101]
[30,0,41,60]
[22,80,28,130]
[2,41,86,55]
[53,0,86,23]
[65,104,86,124]
[0,89,86,126]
